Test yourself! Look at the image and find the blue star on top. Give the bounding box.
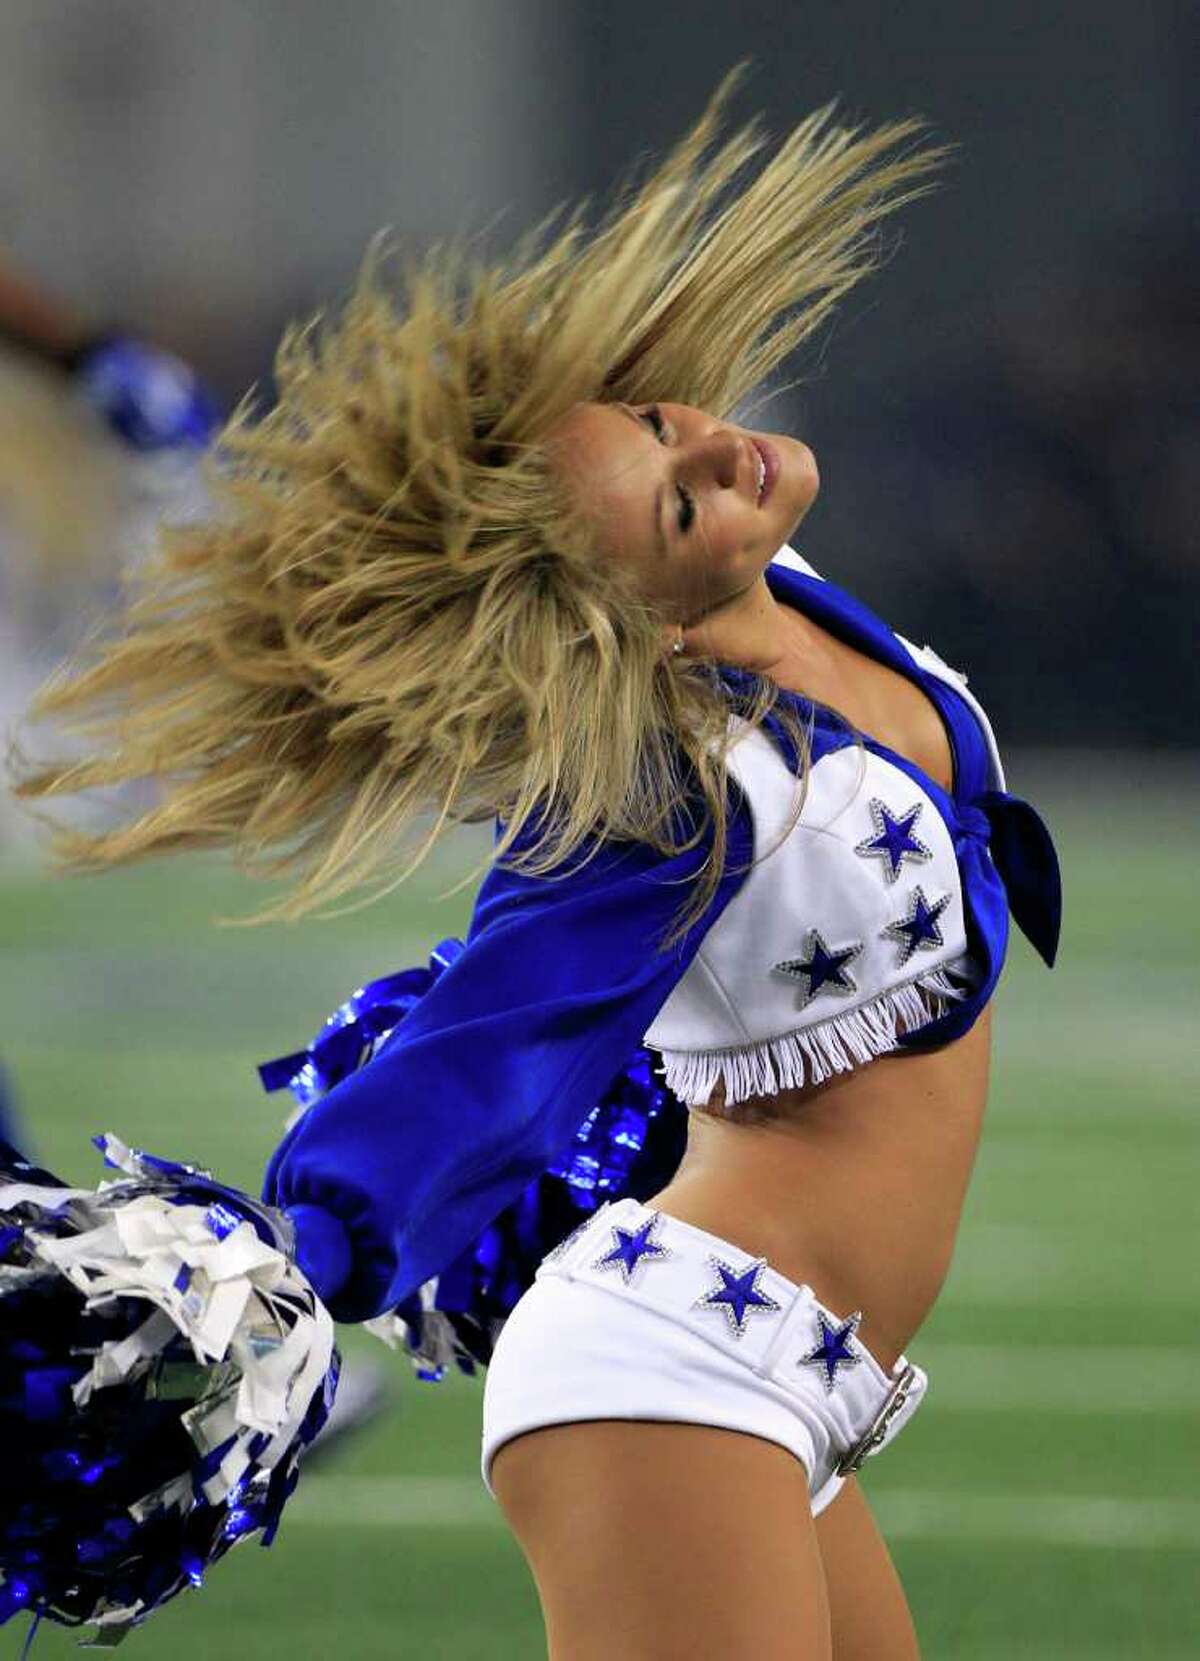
[854,797,933,884]
[592,1210,673,1284]
[774,928,863,1007]
[881,884,952,966]
[692,1255,783,1339]
[800,1309,865,1393]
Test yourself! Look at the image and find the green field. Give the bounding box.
[3,751,1197,1658]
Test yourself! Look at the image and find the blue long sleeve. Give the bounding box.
[261,791,754,1324]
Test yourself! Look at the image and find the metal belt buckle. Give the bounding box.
[834,1362,918,1476]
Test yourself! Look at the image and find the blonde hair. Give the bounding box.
[9,60,955,950]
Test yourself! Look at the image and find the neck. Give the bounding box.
[686,572,823,682]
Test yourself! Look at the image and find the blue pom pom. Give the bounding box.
[0,1135,340,1643]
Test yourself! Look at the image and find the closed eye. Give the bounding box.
[641,405,696,534]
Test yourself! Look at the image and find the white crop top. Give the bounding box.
[641,543,1061,1108]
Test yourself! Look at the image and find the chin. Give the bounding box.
[779,487,818,546]
[784,445,819,529]
[787,435,819,494]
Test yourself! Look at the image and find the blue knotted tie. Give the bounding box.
[954,790,1062,968]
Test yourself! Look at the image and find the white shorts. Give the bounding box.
[481,1196,929,1517]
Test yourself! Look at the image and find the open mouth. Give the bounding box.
[751,437,778,505]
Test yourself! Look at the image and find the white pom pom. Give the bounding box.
[17,1132,336,1515]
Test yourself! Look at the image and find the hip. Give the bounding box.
[482,1195,930,1513]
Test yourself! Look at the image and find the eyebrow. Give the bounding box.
[615,403,667,558]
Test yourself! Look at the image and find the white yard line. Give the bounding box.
[913,1343,1199,1411]
[288,1475,498,1529]
[996,1029,1200,1086]
[285,1476,1200,1548]
[938,1225,1190,1303]
[872,1491,1200,1550]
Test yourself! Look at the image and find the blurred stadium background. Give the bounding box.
[1,4,1195,1655]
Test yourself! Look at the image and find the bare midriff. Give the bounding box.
[643,591,992,1376]
[642,1003,992,1375]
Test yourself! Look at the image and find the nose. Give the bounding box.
[684,424,750,495]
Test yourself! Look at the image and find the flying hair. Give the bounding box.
[8,59,956,950]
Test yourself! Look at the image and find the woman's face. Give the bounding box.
[543,400,820,625]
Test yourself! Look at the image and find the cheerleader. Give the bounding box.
[7,62,1060,1658]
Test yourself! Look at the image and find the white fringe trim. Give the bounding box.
[655,963,971,1107]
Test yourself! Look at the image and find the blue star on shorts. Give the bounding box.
[854,797,933,883]
[692,1255,783,1339]
[800,1309,865,1393]
[591,1211,673,1284]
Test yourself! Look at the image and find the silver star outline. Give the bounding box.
[691,1252,784,1339]
[590,1209,674,1285]
[773,927,864,1009]
[880,883,952,966]
[853,796,934,884]
[799,1308,866,1394]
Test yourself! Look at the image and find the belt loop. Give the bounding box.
[749,1279,817,1381]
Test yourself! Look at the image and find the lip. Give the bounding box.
[751,437,779,505]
